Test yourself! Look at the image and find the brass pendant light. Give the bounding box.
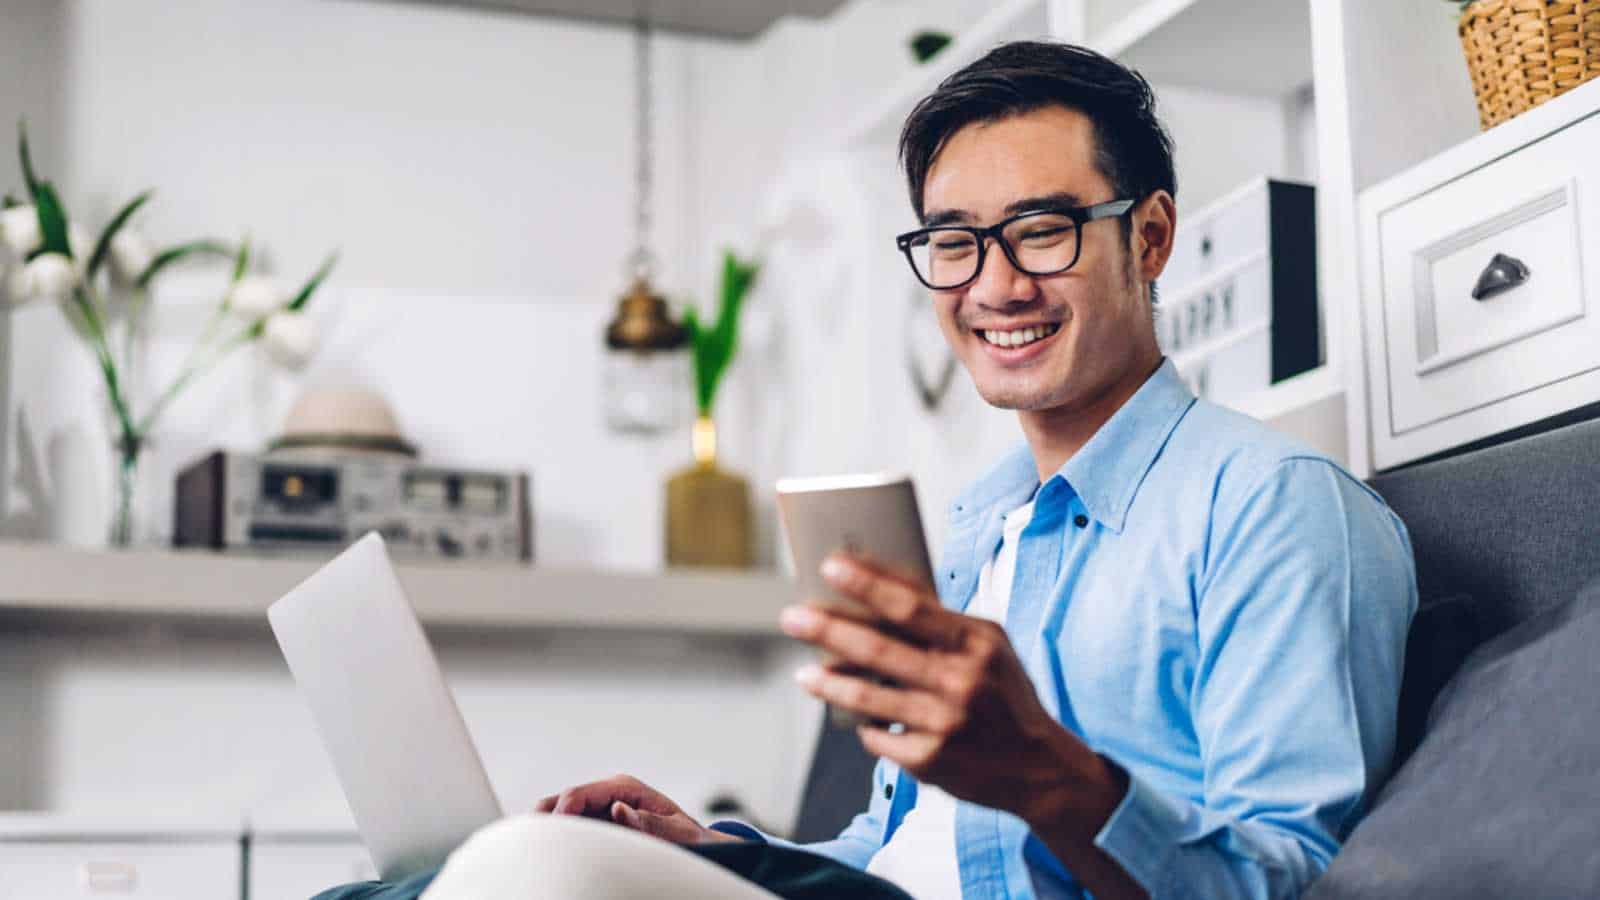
[602,16,690,434]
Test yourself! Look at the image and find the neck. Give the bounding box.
[1018,351,1165,483]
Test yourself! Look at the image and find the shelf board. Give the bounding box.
[0,542,795,637]
[1225,363,1344,423]
[834,0,1050,148]
[1089,0,1313,98]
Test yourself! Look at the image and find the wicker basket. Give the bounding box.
[1458,0,1600,129]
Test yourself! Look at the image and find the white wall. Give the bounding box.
[0,0,828,836]
[3,0,1318,844]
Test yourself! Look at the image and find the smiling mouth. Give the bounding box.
[975,323,1060,349]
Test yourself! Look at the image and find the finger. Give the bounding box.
[794,664,955,733]
[535,795,559,813]
[551,776,670,818]
[552,780,630,817]
[779,605,943,690]
[857,724,940,773]
[610,800,645,830]
[613,802,701,845]
[821,554,959,646]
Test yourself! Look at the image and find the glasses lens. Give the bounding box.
[906,229,980,288]
[1002,213,1079,275]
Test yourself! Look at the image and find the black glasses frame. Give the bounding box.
[895,198,1137,290]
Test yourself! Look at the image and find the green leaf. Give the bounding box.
[687,249,760,417]
[18,120,41,196]
[286,251,339,311]
[231,237,252,284]
[135,239,233,289]
[29,181,71,260]
[86,191,152,280]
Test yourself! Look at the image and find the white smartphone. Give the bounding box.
[775,472,935,727]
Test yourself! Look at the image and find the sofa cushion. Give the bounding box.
[1307,577,1600,899]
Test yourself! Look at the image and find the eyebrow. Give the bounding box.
[921,191,1087,228]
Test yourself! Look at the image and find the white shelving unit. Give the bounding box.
[820,0,1485,473]
[0,541,795,637]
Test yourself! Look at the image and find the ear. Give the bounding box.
[1131,191,1177,289]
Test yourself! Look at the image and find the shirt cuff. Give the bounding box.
[1092,768,1188,896]
[707,820,769,843]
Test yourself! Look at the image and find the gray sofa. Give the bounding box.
[790,415,1600,896]
[1310,415,1600,897]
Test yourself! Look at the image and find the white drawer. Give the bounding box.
[0,840,240,899]
[1362,84,1600,469]
[249,839,376,899]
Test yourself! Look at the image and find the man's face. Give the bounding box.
[920,105,1161,413]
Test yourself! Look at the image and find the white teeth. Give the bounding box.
[980,323,1058,348]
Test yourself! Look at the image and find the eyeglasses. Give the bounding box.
[895,199,1136,291]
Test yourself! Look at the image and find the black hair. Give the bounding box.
[898,41,1177,225]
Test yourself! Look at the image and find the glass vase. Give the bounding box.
[109,430,145,548]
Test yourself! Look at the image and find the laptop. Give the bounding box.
[268,532,504,881]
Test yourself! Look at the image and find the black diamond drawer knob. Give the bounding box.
[1472,252,1531,301]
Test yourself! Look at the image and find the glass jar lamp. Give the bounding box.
[603,277,690,434]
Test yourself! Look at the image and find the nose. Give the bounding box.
[965,237,1039,311]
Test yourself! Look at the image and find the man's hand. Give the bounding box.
[536,775,743,846]
[780,554,1124,841]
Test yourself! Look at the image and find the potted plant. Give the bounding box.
[664,250,759,568]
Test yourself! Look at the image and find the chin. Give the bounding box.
[972,378,1064,412]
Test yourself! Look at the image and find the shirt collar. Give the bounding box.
[952,359,1195,534]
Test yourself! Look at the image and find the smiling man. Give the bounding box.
[537,41,1418,900]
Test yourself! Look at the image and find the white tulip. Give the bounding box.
[229,275,289,318]
[261,312,319,369]
[109,230,154,284]
[0,205,43,259]
[14,252,78,303]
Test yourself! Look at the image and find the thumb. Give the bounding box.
[610,800,645,830]
[610,801,698,843]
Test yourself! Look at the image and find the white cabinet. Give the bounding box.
[1360,81,1600,469]
[249,836,376,900]
[0,839,239,900]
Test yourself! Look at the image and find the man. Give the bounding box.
[333,40,1416,900]
[537,41,1415,900]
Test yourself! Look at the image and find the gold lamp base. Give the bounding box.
[666,417,752,568]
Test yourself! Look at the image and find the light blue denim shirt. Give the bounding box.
[719,359,1418,899]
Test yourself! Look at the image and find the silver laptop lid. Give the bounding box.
[268,532,503,880]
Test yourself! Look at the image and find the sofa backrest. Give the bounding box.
[1367,415,1600,637]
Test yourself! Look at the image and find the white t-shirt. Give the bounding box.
[865,500,1036,899]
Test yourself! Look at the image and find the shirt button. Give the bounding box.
[1074,514,1089,529]
[884,783,894,800]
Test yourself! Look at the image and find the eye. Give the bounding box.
[931,236,977,255]
[1020,227,1069,242]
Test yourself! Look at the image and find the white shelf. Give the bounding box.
[0,542,795,637]
[1088,0,1313,98]
[1226,363,1344,424]
[834,0,1051,147]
